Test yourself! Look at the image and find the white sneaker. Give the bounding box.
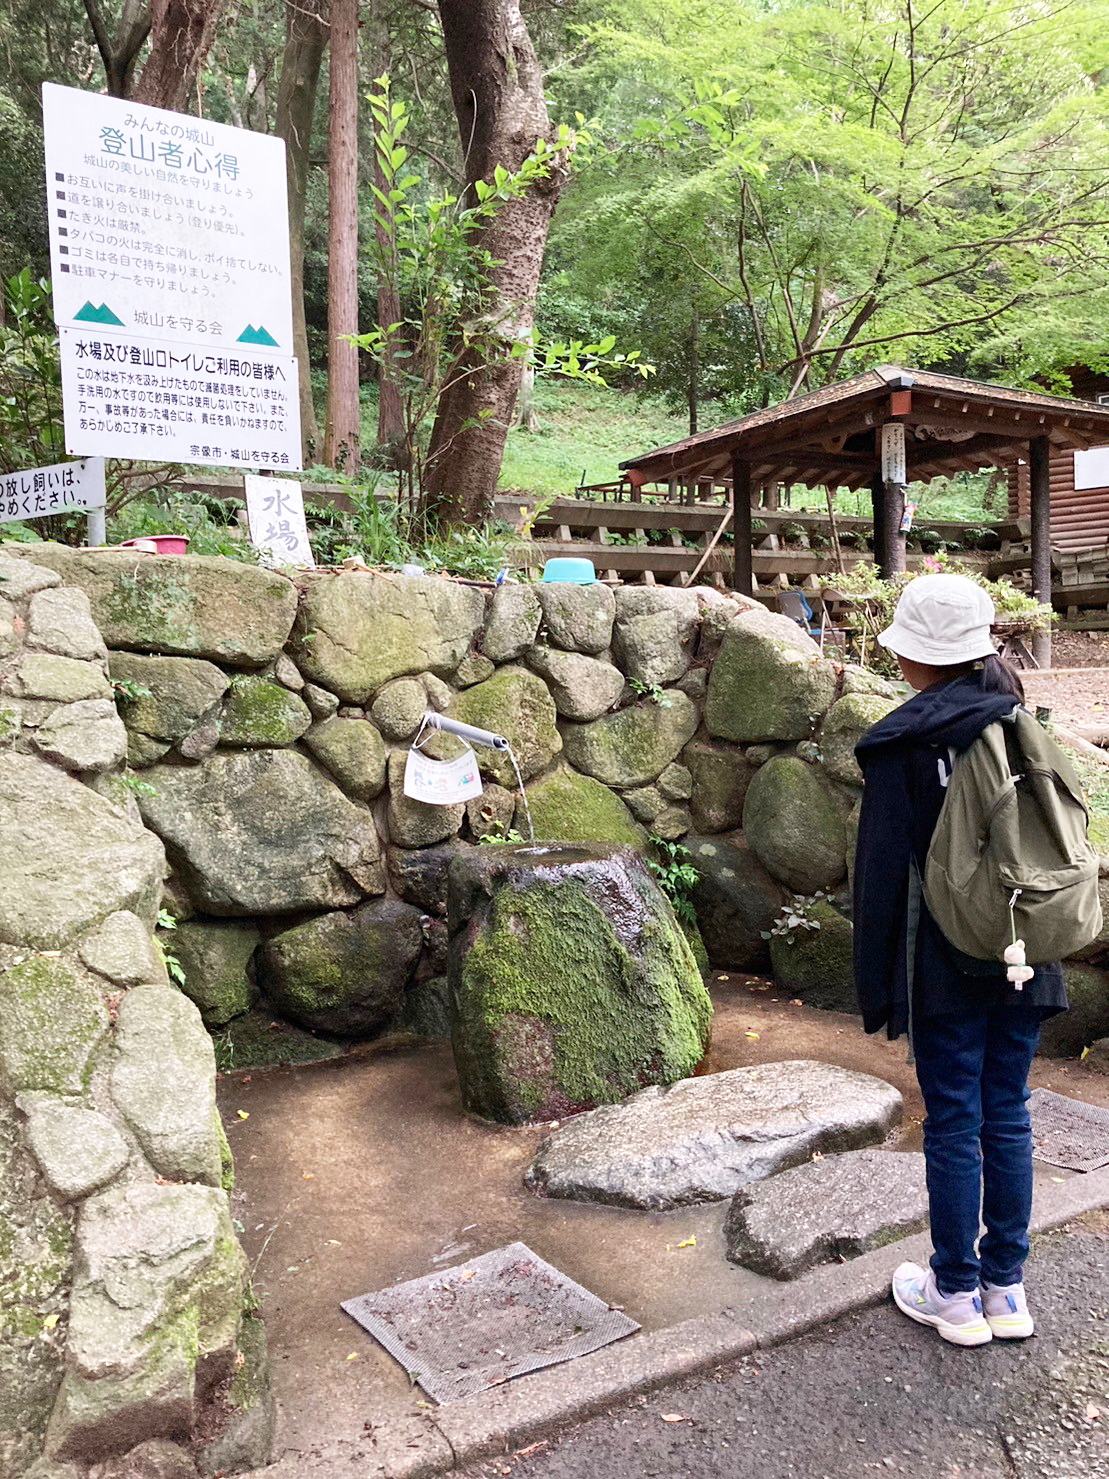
[981,1280,1035,1339]
[891,1262,992,1347]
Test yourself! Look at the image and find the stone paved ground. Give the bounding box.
[462,1212,1109,1479]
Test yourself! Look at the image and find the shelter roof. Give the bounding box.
[620,366,1109,491]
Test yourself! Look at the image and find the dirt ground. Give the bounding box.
[1022,666,1109,731]
[217,978,1109,1467]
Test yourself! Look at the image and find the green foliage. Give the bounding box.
[648,837,700,926]
[154,910,186,988]
[477,823,527,845]
[111,677,154,706]
[118,771,158,799]
[629,678,672,707]
[0,268,64,474]
[107,491,257,561]
[762,893,828,945]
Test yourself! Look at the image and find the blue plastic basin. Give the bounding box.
[541,557,596,584]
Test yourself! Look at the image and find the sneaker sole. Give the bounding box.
[892,1285,993,1346]
[985,1314,1034,1339]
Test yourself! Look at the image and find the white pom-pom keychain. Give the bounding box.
[1004,889,1033,991]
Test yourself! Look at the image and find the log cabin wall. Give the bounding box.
[1007,367,1109,552]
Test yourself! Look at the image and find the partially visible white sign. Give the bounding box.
[244,474,314,567]
[881,423,907,485]
[42,82,293,353]
[0,456,105,526]
[59,328,301,470]
[403,746,484,806]
[1074,446,1109,492]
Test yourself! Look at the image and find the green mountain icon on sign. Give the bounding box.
[73,302,124,326]
[237,325,279,346]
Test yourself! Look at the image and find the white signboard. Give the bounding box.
[244,474,314,567]
[43,83,301,469]
[0,456,105,526]
[403,747,484,805]
[60,328,300,470]
[880,423,907,485]
[1074,446,1109,492]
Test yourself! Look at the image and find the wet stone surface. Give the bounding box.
[526,1060,903,1209]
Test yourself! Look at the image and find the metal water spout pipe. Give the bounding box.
[419,711,510,751]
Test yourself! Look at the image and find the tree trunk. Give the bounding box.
[424,0,561,526]
[133,0,227,111]
[82,0,152,98]
[322,0,360,471]
[274,0,328,463]
[514,358,539,432]
[368,7,406,466]
[687,308,699,435]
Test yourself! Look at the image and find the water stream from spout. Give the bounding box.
[504,743,536,843]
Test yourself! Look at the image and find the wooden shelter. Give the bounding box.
[620,365,1109,662]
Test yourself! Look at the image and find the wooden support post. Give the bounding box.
[733,453,753,596]
[871,473,905,579]
[1030,435,1052,668]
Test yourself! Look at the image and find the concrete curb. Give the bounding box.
[302,1164,1109,1478]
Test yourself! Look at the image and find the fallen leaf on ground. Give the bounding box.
[302,1172,315,1179]
[676,1236,697,1249]
[660,1413,689,1423]
[515,1441,549,1458]
[346,1353,358,1361]
[459,1269,476,1282]
[745,1031,760,1040]
[236,1110,249,1120]
[1086,1403,1102,1421]
[716,975,729,981]
[42,1314,59,1330]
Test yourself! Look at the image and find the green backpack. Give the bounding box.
[923,707,1103,964]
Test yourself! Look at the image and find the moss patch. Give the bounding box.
[0,956,109,1095]
[768,901,856,1011]
[522,764,646,847]
[219,674,312,747]
[215,1010,345,1069]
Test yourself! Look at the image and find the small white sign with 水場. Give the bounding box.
[0,456,105,527]
[244,474,314,567]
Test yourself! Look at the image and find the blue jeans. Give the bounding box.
[912,1005,1042,1294]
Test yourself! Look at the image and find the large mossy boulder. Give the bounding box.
[1,547,298,664]
[767,901,856,1012]
[302,715,387,800]
[525,646,624,722]
[536,582,615,654]
[519,763,646,848]
[742,755,850,894]
[704,609,837,743]
[561,691,699,789]
[0,753,165,950]
[259,898,424,1036]
[481,584,542,663]
[687,833,787,973]
[819,692,898,786]
[448,666,561,786]
[1039,963,1109,1058]
[293,570,484,702]
[447,844,712,1124]
[138,750,384,915]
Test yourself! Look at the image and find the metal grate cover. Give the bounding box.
[341,1241,640,1404]
[1029,1087,1109,1174]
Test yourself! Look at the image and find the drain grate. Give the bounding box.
[1029,1087,1109,1174]
[341,1241,640,1404]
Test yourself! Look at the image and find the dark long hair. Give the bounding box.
[940,652,1025,703]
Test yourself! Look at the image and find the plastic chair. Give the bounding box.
[777,589,823,640]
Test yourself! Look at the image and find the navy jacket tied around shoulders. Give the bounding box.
[852,673,1067,1040]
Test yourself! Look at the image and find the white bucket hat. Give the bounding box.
[878,573,996,666]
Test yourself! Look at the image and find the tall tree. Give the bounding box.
[322,0,360,469]
[81,0,152,97]
[274,0,329,460]
[368,0,405,463]
[423,0,563,525]
[133,0,228,111]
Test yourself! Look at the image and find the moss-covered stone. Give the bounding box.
[0,546,298,664]
[386,748,465,848]
[683,739,753,834]
[448,845,712,1123]
[768,901,856,1011]
[0,1100,74,1479]
[172,920,259,1027]
[369,677,428,741]
[520,763,646,848]
[687,833,787,973]
[819,692,898,786]
[742,756,851,894]
[213,1011,344,1069]
[259,899,424,1036]
[705,609,837,743]
[396,975,453,1040]
[537,582,615,655]
[109,653,230,744]
[303,715,387,800]
[448,666,561,786]
[481,584,542,663]
[561,691,699,789]
[293,569,484,702]
[218,674,312,748]
[525,646,625,722]
[196,1309,275,1476]
[0,956,108,1096]
[10,652,111,704]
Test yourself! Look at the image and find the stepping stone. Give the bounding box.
[724,1148,928,1279]
[525,1060,902,1210]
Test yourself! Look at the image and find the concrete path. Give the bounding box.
[224,978,1109,1478]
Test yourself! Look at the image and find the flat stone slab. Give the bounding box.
[724,1148,928,1279]
[526,1060,902,1210]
